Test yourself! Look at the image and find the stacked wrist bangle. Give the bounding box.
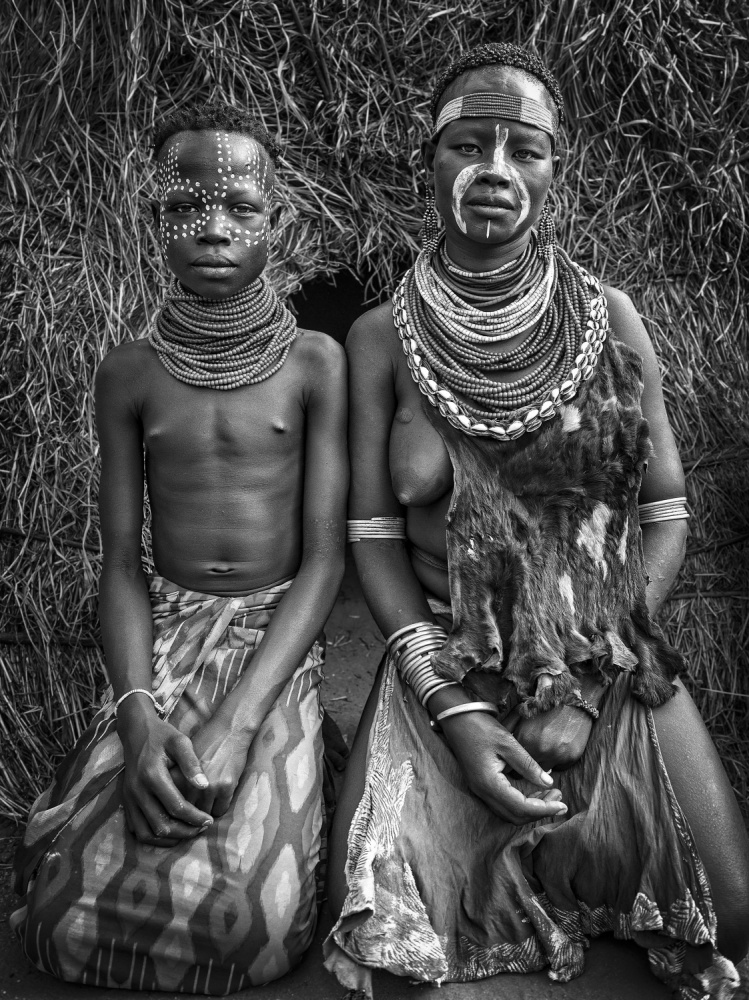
[386,621,459,707]
[638,497,689,524]
[347,517,406,542]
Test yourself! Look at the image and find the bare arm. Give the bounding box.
[188,334,349,816]
[95,348,212,842]
[605,288,688,614]
[347,309,563,824]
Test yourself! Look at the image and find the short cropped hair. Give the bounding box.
[152,101,282,165]
[430,42,566,131]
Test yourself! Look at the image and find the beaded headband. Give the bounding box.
[432,92,556,142]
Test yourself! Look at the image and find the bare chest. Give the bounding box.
[389,353,542,508]
[141,368,304,469]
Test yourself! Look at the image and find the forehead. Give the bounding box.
[438,65,551,114]
[158,131,273,183]
[440,116,550,147]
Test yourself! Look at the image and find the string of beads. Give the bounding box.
[148,277,298,389]
[393,235,609,441]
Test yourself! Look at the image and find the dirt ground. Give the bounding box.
[1,556,746,999]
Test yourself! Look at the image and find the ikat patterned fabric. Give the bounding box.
[13,575,325,994]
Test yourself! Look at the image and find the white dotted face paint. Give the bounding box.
[157,132,274,251]
[450,125,530,236]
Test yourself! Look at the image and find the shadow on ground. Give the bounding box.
[1,558,746,998]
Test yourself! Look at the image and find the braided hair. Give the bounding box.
[430,42,565,131]
[153,101,282,165]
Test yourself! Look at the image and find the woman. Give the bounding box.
[325,43,749,1000]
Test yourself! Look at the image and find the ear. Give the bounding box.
[149,198,161,232]
[421,137,438,190]
[268,203,282,232]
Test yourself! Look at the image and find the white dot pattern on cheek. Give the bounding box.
[157,133,275,249]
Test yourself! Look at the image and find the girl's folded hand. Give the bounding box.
[118,702,213,847]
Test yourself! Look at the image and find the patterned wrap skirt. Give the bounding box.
[323,613,739,1000]
[12,575,326,994]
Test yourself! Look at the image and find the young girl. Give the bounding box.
[13,102,348,994]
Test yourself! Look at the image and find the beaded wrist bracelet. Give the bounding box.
[571,698,600,720]
[386,621,459,707]
[638,497,689,524]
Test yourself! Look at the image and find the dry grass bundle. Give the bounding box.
[1,0,747,821]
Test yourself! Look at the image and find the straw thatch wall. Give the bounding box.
[1,1,747,822]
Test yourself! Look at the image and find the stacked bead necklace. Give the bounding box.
[393,235,609,441]
[148,276,298,390]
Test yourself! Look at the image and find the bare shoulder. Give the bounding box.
[292,328,346,379]
[602,284,654,357]
[345,299,398,369]
[95,338,157,402]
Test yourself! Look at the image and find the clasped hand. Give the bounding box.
[440,673,603,824]
[120,709,252,847]
[439,708,567,825]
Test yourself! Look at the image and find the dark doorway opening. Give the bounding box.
[290,269,381,346]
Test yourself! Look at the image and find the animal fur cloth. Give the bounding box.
[428,335,682,715]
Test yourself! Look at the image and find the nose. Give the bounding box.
[476,160,511,187]
[476,132,512,187]
[196,211,231,245]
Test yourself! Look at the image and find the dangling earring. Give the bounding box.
[536,202,556,260]
[421,187,442,256]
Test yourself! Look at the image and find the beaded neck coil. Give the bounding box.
[393,237,609,441]
[148,276,298,389]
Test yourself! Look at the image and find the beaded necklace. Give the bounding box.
[393,236,608,441]
[148,276,298,390]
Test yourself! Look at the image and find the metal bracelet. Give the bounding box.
[434,701,499,723]
[386,620,435,647]
[387,622,446,654]
[113,688,165,719]
[398,655,456,707]
[393,634,445,663]
[638,497,689,524]
[347,517,406,542]
[398,652,446,687]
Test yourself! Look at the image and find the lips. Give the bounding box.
[467,197,515,210]
[191,255,236,267]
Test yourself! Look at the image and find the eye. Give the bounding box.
[514,148,541,161]
[456,143,481,155]
[230,204,261,216]
[171,203,199,214]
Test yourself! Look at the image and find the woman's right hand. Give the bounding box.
[439,710,568,825]
[117,700,215,847]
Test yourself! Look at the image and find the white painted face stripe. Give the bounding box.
[450,125,531,237]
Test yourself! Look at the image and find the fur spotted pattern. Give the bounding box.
[428,336,682,715]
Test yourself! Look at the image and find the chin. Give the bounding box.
[175,272,262,300]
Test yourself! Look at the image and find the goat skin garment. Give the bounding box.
[429,335,682,714]
[13,575,330,994]
[324,337,738,998]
